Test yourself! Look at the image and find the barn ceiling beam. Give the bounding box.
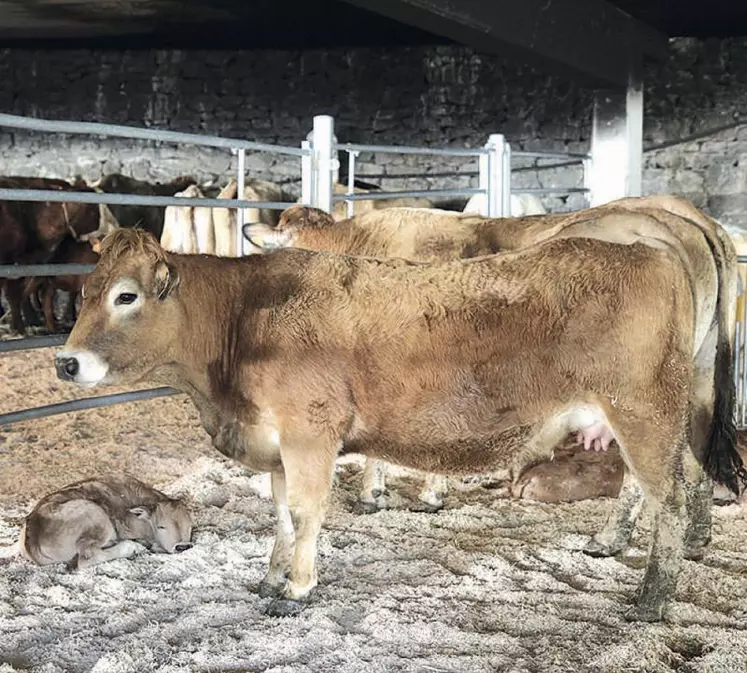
[340,0,668,88]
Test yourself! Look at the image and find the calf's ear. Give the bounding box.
[154,260,179,300]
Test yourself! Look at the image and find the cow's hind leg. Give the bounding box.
[258,468,295,598]
[583,470,644,557]
[616,423,688,622]
[357,458,390,513]
[265,439,337,617]
[413,473,448,513]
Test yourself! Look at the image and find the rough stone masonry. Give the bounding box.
[0,37,745,226]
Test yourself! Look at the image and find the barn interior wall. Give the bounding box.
[0,37,745,225]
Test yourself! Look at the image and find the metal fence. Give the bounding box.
[0,111,308,427]
[3,111,568,428]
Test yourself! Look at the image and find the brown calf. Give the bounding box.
[55,227,743,621]
[20,475,193,568]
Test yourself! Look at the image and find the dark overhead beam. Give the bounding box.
[340,0,668,88]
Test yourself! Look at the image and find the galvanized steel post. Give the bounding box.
[588,70,643,206]
[485,134,508,217]
[301,139,312,205]
[236,148,246,256]
[310,115,336,213]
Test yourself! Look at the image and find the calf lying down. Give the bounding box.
[20,476,193,568]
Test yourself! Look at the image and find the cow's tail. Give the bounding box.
[696,217,746,495]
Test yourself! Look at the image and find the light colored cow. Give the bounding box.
[246,196,740,533]
[55,224,742,622]
[462,192,548,217]
[20,476,193,568]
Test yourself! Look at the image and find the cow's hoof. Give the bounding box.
[409,500,444,514]
[624,603,664,623]
[353,500,381,515]
[265,598,305,617]
[582,538,619,558]
[257,579,285,599]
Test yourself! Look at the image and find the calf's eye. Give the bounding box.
[115,292,138,305]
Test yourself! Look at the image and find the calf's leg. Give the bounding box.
[75,539,146,569]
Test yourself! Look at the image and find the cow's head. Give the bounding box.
[126,499,193,554]
[55,228,181,387]
[243,205,335,250]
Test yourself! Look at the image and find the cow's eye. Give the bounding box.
[115,292,138,305]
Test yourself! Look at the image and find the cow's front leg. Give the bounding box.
[265,439,337,617]
[258,468,295,598]
[357,458,389,513]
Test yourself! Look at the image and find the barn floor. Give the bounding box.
[2,349,747,673]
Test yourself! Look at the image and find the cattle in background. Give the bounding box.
[23,236,100,332]
[93,174,197,240]
[462,192,548,217]
[162,177,294,257]
[0,176,119,334]
[56,226,742,621]
[20,476,193,568]
[247,197,739,531]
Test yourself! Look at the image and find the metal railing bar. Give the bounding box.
[0,387,181,427]
[337,143,487,158]
[510,187,590,195]
[0,188,296,211]
[513,151,590,161]
[0,263,96,278]
[0,112,307,157]
[0,335,68,351]
[333,188,485,202]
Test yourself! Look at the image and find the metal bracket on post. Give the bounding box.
[346,150,360,218]
[235,148,246,257]
[485,134,508,217]
[309,115,336,213]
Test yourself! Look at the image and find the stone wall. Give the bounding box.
[0,38,745,225]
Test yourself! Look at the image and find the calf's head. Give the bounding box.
[243,204,335,251]
[126,499,193,553]
[55,228,181,387]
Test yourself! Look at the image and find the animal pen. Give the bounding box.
[0,112,593,430]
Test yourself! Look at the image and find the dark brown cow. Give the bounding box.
[94,173,197,240]
[24,236,100,332]
[55,227,744,622]
[0,176,117,334]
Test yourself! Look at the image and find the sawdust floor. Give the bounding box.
[1,349,747,673]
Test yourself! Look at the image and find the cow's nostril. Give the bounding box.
[55,356,79,381]
[175,543,193,553]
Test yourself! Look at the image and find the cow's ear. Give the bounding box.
[128,505,154,520]
[154,260,179,300]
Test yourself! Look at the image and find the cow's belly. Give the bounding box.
[342,423,535,475]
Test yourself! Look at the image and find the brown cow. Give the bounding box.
[55,227,743,622]
[245,198,738,537]
[23,236,100,332]
[0,176,118,334]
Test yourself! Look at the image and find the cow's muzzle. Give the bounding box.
[175,543,193,553]
[55,356,79,381]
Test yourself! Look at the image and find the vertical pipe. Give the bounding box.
[311,115,335,213]
[300,139,312,205]
[502,140,512,216]
[346,150,358,218]
[486,134,506,217]
[477,150,489,217]
[236,148,246,257]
